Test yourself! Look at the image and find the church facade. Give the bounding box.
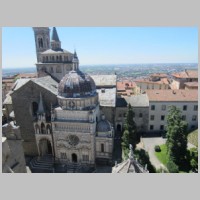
[11,27,114,169]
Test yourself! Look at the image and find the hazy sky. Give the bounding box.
[2,27,198,68]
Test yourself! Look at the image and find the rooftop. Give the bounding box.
[146,89,198,102]
[135,77,170,85]
[124,94,149,107]
[184,82,198,87]
[91,75,117,87]
[41,48,73,55]
[117,81,136,91]
[16,73,37,79]
[172,70,198,79]
[96,88,116,107]
[3,91,12,105]
[12,76,58,95]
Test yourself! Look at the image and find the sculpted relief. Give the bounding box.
[56,135,91,150]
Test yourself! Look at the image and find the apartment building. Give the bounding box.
[146,90,198,133]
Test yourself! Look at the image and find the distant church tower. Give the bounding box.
[33,27,50,62]
[51,27,61,50]
[33,27,74,82]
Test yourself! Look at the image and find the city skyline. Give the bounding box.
[2,27,198,68]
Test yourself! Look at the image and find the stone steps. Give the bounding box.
[29,155,54,173]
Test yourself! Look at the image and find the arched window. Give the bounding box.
[41,123,46,134]
[52,56,54,62]
[35,124,40,134]
[59,55,62,61]
[101,144,104,152]
[46,56,48,62]
[42,57,45,63]
[38,38,43,48]
[32,102,38,116]
[56,56,59,61]
[40,38,43,48]
[46,124,51,134]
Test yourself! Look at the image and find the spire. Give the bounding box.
[72,50,79,71]
[51,27,60,42]
[37,93,45,114]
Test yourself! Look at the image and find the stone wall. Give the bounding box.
[11,81,58,156]
[2,123,27,173]
[115,106,149,133]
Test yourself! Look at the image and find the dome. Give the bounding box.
[97,120,112,132]
[58,70,96,98]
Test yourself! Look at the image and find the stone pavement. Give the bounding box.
[141,137,167,170]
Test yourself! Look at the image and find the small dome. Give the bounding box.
[97,120,112,132]
[58,70,96,98]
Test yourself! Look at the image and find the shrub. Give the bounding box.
[167,159,179,173]
[154,145,161,152]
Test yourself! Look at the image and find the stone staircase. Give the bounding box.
[66,163,82,173]
[29,155,54,173]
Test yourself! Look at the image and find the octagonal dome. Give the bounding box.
[58,70,96,98]
[97,120,112,132]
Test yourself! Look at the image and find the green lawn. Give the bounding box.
[188,129,198,147]
[155,144,168,166]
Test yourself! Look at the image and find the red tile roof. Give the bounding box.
[135,77,169,85]
[172,70,198,79]
[184,82,198,87]
[146,89,198,102]
[117,81,136,91]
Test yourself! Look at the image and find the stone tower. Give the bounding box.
[33,27,50,62]
[51,27,61,50]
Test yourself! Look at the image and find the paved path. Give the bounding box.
[141,137,167,170]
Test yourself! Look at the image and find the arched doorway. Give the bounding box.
[41,123,46,134]
[39,139,52,156]
[117,124,121,132]
[72,153,77,163]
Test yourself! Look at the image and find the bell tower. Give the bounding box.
[33,27,50,62]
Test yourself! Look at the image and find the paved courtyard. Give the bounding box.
[140,137,167,170]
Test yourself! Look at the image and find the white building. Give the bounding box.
[146,90,198,133]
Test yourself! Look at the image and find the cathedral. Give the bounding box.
[9,27,114,171]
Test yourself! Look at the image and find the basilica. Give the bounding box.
[8,27,115,171]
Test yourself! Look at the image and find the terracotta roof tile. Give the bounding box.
[146,89,198,102]
[117,81,136,91]
[172,70,198,79]
[184,82,198,87]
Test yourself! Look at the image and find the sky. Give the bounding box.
[2,27,198,68]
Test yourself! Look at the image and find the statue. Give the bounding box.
[129,144,134,160]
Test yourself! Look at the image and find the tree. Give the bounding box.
[134,149,156,173]
[166,106,188,167]
[125,104,137,147]
[167,159,179,173]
